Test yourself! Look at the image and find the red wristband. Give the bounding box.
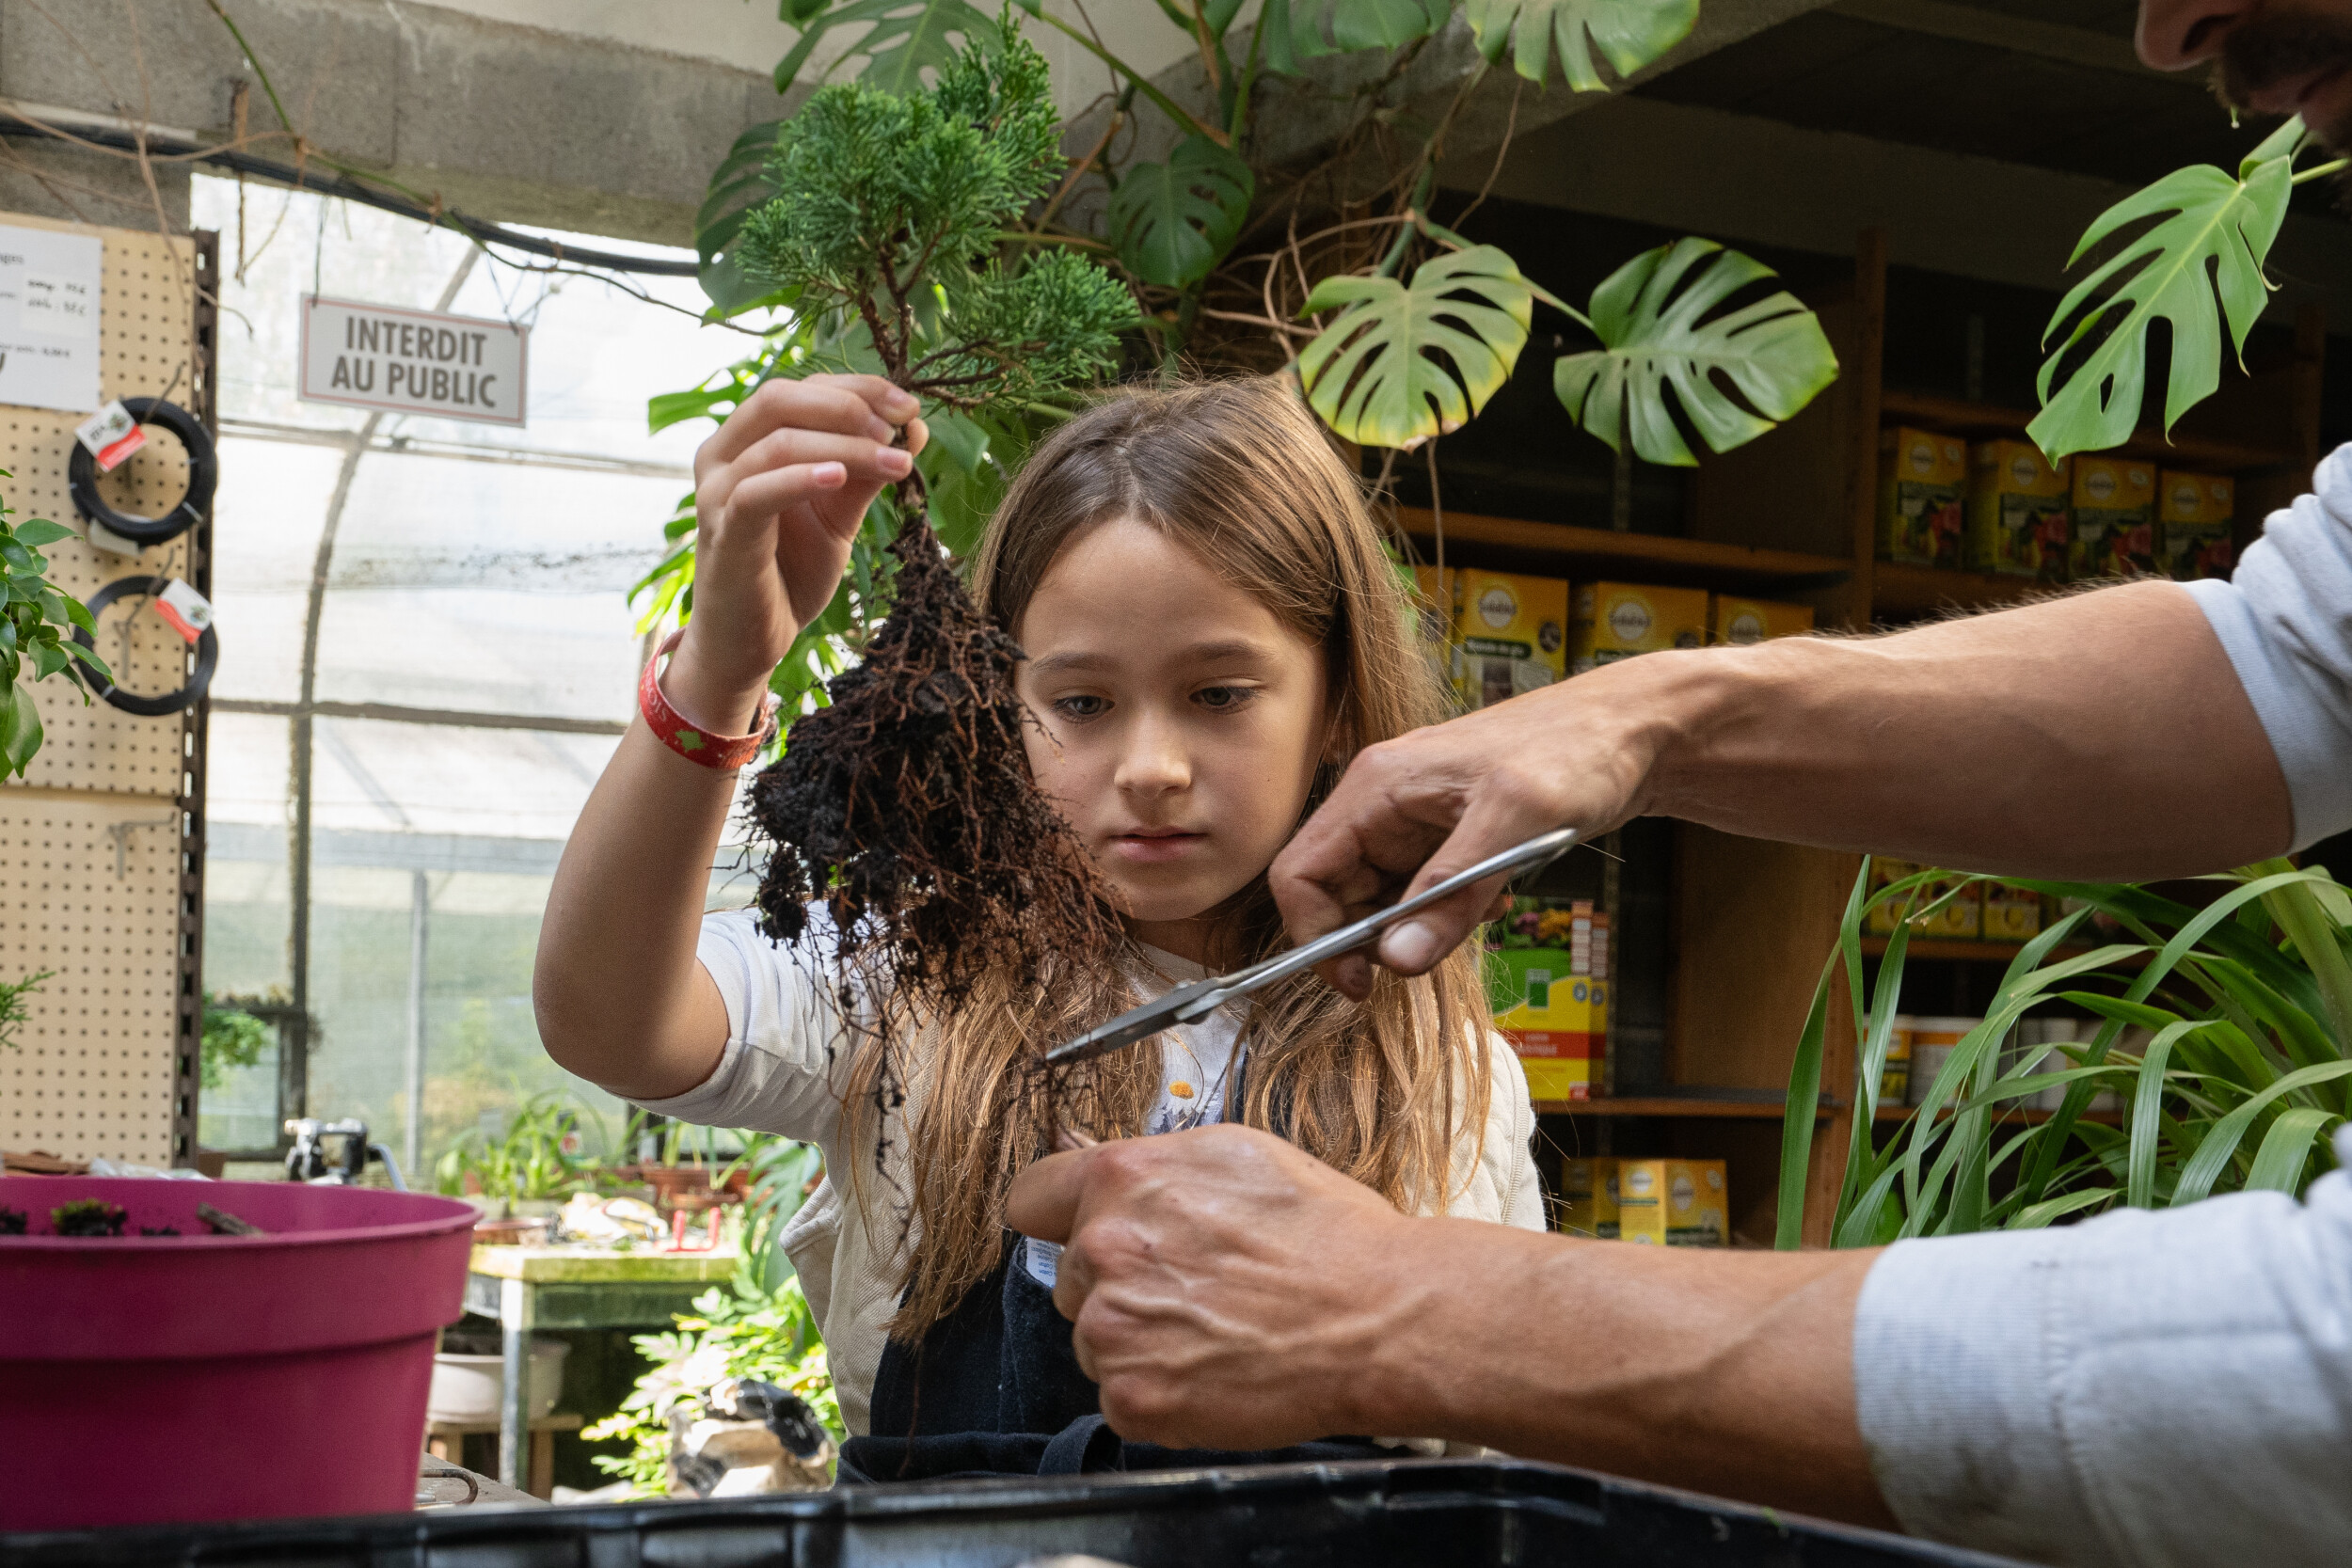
[640,629,780,770]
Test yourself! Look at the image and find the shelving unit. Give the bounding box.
[1412,228,2323,1246]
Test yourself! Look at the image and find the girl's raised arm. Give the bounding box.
[533,374,924,1101]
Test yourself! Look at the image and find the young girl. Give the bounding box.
[536,372,1544,1479]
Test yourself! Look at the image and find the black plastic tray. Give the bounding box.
[2,1457,2027,1567]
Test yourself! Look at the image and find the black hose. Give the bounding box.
[68,397,217,547]
[0,117,703,278]
[71,575,219,718]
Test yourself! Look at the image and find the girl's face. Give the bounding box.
[1013,517,1332,962]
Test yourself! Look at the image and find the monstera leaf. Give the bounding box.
[1296,245,1532,451]
[1260,0,1453,73]
[773,0,1002,95]
[2027,118,2304,464]
[1462,0,1698,89]
[1552,238,1838,466]
[1109,135,1254,289]
[696,120,793,315]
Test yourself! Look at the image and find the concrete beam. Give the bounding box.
[1826,0,2184,83]
[1438,91,2352,326]
[0,0,787,244]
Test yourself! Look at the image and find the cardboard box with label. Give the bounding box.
[2069,456,2157,579]
[1618,1158,1728,1246]
[1568,581,1708,675]
[1867,859,1980,939]
[2160,470,2235,581]
[1410,565,1462,708]
[1486,946,1606,1101]
[1558,1157,1620,1240]
[1456,568,1567,709]
[1708,594,1815,646]
[1966,440,2072,580]
[1982,881,2045,941]
[1878,426,1968,567]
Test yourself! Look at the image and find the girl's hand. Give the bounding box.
[666,374,928,733]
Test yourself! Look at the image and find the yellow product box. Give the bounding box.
[1709,594,1815,646]
[1966,440,2072,580]
[1866,860,1979,938]
[1409,565,1463,708]
[2159,470,2235,581]
[2069,456,2157,579]
[1486,946,1606,1101]
[1982,881,2044,941]
[1876,1013,1914,1106]
[1568,580,1709,675]
[1878,426,1968,567]
[1558,1156,1619,1240]
[1618,1158,1728,1247]
[1455,568,1567,709]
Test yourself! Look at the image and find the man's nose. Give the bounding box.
[2137,0,2254,71]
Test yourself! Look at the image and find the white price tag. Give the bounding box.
[74,401,145,472]
[153,578,213,644]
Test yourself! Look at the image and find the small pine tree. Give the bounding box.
[734,25,1133,1012]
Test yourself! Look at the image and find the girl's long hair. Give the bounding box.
[845,375,1495,1340]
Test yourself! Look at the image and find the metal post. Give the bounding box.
[404,869,429,1174]
[498,1277,532,1490]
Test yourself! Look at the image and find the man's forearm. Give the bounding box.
[1639,579,2290,879]
[1359,1219,1893,1526]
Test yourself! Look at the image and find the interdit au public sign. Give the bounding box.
[297,293,528,427]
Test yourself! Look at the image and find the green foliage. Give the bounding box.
[1109,135,1255,291]
[0,471,107,781]
[0,968,50,1052]
[1463,0,1699,90]
[434,1090,611,1201]
[1553,238,1840,467]
[735,26,1132,406]
[1297,245,1534,451]
[1776,860,2349,1249]
[773,0,1002,97]
[2028,117,2307,465]
[199,991,274,1091]
[1259,0,1453,74]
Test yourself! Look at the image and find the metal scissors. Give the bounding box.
[1044,827,1580,1068]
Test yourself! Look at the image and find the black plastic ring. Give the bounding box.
[71,575,217,717]
[67,397,217,547]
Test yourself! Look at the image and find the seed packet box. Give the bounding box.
[1486,945,1606,1101]
[1410,565,1462,707]
[1982,881,2044,941]
[1618,1158,1728,1246]
[1568,581,1708,675]
[1708,594,1815,646]
[1455,568,1567,709]
[2069,456,2157,578]
[1878,426,1968,567]
[2160,470,2235,581]
[1966,440,2072,580]
[1865,859,1979,939]
[1558,1156,1619,1240]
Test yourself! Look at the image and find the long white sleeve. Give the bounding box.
[1852,1127,2352,1567]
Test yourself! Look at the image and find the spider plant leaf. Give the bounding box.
[1462,0,1698,90]
[1553,238,1838,467]
[2245,1105,2339,1193]
[2176,1060,2352,1205]
[1297,245,1533,451]
[2027,118,2304,464]
[1108,135,1254,290]
[2127,1021,2201,1207]
[2010,1187,2118,1230]
[1774,860,1872,1249]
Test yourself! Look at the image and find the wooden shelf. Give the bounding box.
[1869,561,2050,618]
[1394,508,1851,588]
[1861,935,2041,961]
[1878,388,2301,472]
[1534,1093,1833,1119]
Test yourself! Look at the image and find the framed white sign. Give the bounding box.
[298,293,528,427]
[0,225,101,414]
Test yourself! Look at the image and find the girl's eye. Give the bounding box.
[1193,686,1255,712]
[1053,694,1109,721]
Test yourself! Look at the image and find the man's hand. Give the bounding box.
[1005,1124,1432,1449]
[1270,656,1690,998]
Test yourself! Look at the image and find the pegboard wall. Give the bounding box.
[0,212,215,1168]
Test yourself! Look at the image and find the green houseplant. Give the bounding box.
[1776,861,2349,1248]
[0,471,107,779]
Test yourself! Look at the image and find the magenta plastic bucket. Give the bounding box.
[0,1178,475,1529]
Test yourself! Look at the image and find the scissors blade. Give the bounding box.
[1043,977,1222,1068]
